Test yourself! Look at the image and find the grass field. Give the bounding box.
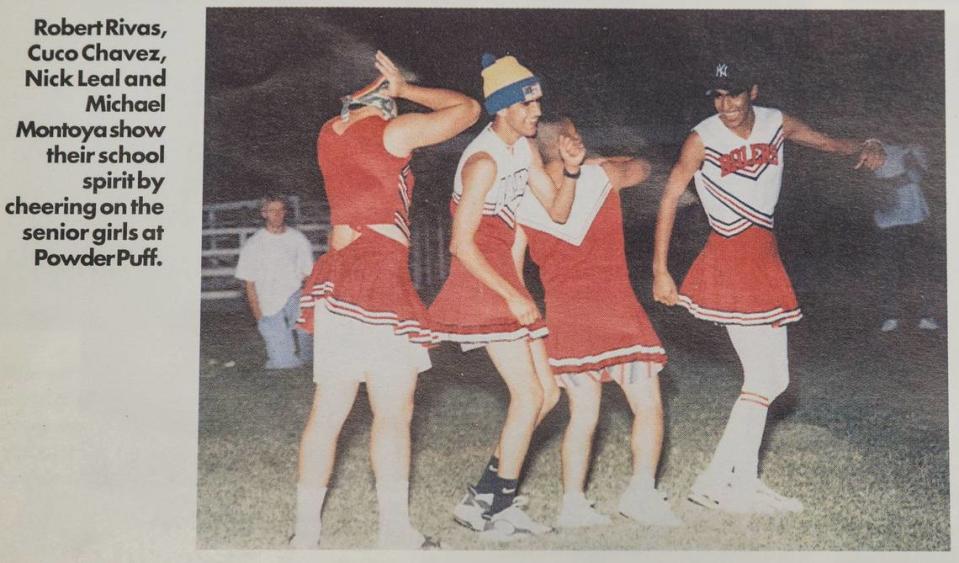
[196,289,949,551]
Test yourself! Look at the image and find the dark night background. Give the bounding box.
[203,8,945,316]
[198,10,948,548]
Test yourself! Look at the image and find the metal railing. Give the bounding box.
[201,197,449,301]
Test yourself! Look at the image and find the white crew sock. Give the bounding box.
[628,473,656,493]
[704,396,767,483]
[292,483,327,545]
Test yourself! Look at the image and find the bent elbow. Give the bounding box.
[465,99,482,125]
[449,235,470,258]
[549,210,570,225]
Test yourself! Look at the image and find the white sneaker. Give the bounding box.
[618,486,682,527]
[880,319,900,332]
[918,317,940,331]
[556,496,611,528]
[452,486,492,532]
[687,475,778,515]
[377,526,441,550]
[482,498,553,541]
[751,479,803,513]
[288,532,320,549]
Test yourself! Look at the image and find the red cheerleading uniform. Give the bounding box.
[526,179,667,380]
[679,106,802,327]
[678,227,800,326]
[297,115,431,344]
[428,124,547,345]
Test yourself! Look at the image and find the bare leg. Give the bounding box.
[366,365,423,547]
[292,380,361,546]
[617,362,664,484]
[485,339,544,480]
[560,377,602,495]
[614,362,680,526]
[489,338,558,461]
[530,338,561,424]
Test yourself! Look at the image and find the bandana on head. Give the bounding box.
[340,76,398,122]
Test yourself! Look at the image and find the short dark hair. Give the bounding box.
[260,193,287,210]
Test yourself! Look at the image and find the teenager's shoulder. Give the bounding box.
[754,106,783,123]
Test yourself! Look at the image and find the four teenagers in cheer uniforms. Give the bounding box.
[290,51,886,547]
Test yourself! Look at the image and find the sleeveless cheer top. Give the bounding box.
[318,115,414,240]
[693,106,784,237]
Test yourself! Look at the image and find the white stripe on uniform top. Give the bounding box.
[706,215,752,237]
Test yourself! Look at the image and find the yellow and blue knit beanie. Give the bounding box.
[481,53,542,115]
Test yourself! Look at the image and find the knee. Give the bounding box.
[511,381,544,417]
[372,399,414,428]
[542,383,561,415]
[568,399,601,431]
[767,372,790,401]
[743,371,789,403]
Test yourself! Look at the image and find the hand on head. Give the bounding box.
[374,50,407,98]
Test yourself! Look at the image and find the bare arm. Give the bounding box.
[244,281,263,321]
[526,135,585,223]
[652,133,704,306]
[449,153,540,324]
[511,225,529,287]
[600,156,652,191]
[377,51,481,157]
[782,113,885,171]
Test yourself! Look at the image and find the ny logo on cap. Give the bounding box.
[715,64,729,78]
[523,83,542,100]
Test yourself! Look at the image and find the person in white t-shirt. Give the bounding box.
[872,143,939,332]
[235,194,314,369]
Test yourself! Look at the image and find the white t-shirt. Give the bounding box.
[235,227,313,316]
[873,144,930,229]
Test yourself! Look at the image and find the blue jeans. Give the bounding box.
[257,290,313,369]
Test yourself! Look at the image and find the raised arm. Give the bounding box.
[652,132,705,306]
[526,134,585,223]
[449,153,540,325]
[378,51,481,157]
[782,113,885,171]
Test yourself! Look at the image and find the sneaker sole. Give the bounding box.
[687,490,777,515]
[452,514,485,532]
[619,510,682,527]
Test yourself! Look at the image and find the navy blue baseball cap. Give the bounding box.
[705,59,758,96]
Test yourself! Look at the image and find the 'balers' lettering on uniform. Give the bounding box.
[720,143,779,177]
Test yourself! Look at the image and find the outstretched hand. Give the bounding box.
[854,141,886,171]
[374,50,407,98]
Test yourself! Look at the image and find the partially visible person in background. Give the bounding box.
[235,194,314,369]
[872,142,940,333]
